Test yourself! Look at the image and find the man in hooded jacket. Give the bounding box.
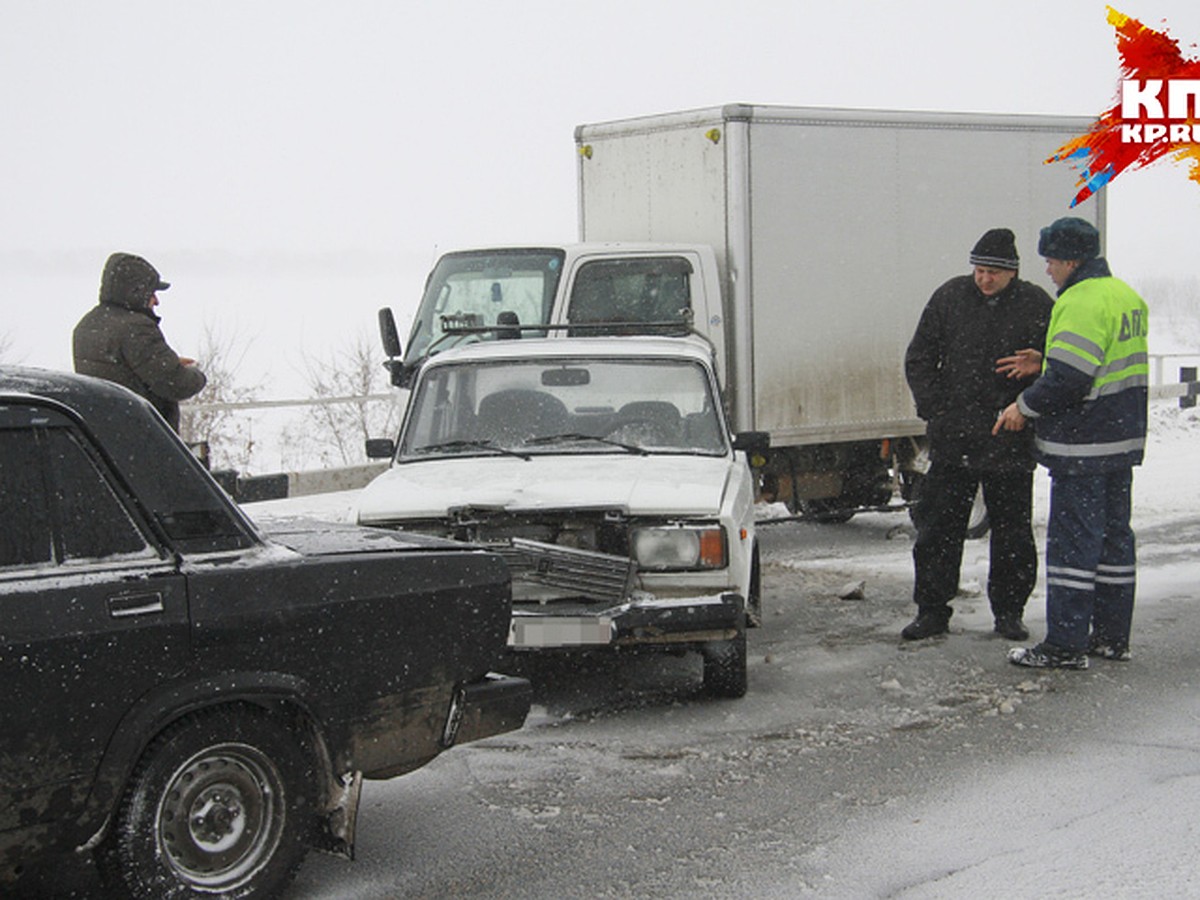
[73,252,206,432]
[902,228,1054,642]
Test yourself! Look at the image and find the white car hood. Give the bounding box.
[357,454,734,521]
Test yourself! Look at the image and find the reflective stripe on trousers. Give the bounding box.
[1044,468,1136,652]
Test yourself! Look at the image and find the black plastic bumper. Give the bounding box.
[508,592,744,650]
[445,673,532,747]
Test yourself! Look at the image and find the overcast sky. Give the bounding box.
[3,0,1199,391]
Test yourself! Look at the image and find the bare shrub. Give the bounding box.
[280,330,401,469]
[179,323,265,473]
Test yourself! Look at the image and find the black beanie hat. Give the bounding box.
[1037,217,1100,261]
[969,228,1019,270]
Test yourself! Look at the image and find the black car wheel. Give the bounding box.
[98,706,315,899]
[747,546,763,628]
[702,615,748,699]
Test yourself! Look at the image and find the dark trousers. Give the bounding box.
[912,462,1037,619]
[1044,469,1136,653]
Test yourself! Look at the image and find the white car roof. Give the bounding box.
[441,241,713,257]
[421,334,717,368]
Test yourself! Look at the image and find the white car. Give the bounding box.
[358,334,768,697]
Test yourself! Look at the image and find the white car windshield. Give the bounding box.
[399,357,728,459]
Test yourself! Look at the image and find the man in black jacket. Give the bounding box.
[902,228,1053,641]
[73,252,206,432]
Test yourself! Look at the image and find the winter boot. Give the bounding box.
[1007,642,1088,670]
[993,614,1030,641]
[901,609,951,641]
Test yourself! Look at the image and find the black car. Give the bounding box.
[0,367,530,898]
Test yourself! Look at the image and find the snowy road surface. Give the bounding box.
[285,401,1200,898]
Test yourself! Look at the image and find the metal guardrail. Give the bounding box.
[1150,355,1199,408]
[1150,353,1200,388]
[183,392,400,502]
[184,392,394,413]
[1151,379,1199,404]
[188,360,1198,417]
[213,462,388,504]
[190,355,1199,502]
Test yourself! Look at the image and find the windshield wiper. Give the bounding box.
[412,439,532,460]
[523,432,650,455]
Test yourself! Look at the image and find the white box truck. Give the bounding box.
[382,103,1103,519]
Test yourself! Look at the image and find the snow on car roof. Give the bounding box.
[422,334,716,367]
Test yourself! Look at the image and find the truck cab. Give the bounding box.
[394,245,726,388]
[383,241,902,522]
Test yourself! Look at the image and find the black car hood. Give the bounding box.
[260,517,477,557]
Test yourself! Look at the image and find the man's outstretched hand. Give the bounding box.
[996,348,1042,380]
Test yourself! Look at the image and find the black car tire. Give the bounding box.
[702,616,748,698]
[97,705,315,899]
[746,546,763,629]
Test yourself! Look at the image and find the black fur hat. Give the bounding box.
[1037,217,1100,261]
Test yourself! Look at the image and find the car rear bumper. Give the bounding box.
[508,592,744,650]
[444,673,533,747]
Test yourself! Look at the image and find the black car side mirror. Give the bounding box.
[732,431,770,454]
[365,438,396,460]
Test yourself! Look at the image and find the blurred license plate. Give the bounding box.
[509,616,613,647]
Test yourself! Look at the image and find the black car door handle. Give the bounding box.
[107,592,165,618]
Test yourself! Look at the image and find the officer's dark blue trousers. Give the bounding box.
[912,462,1037,619]
[1044,468,1136,653]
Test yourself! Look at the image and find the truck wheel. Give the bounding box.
[799,498,855,524]
[98,706,315,899]
[702,617,748,698]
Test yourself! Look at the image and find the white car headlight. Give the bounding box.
[632,526,726,570]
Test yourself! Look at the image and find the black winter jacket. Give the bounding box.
[72,259,206,432]
[905,274,1053,471]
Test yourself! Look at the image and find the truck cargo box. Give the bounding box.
[575,103,1103,446]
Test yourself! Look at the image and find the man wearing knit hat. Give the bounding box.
[995,217,1149,669]
[902,228,1054,641]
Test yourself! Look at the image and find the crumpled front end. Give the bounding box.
[497,530,743,650]
[509,590,745,650]
[380,507,746,653]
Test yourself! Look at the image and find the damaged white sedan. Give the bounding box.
[359,334,768,697]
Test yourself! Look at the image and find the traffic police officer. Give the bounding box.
[994,217,1149,669]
